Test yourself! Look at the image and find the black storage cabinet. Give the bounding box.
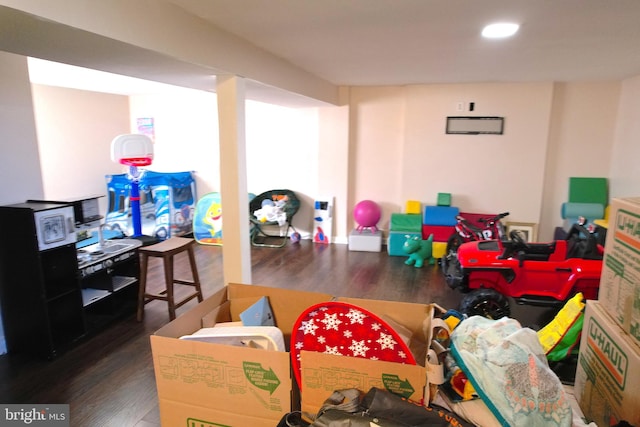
[0,204,86,359]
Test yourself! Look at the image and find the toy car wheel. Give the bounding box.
[446,233,465,255]
[441,255,466,290]
[441,234,464,273]
[459,289,511,319]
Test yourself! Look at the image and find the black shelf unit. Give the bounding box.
[0,202,140,359]
[80,254,139,332]
[0,204,86,359]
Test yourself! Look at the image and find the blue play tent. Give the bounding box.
[105,171,196,240]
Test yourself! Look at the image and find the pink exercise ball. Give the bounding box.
[353,200,381,229]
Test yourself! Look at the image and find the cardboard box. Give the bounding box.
[597,197,640,349]
[299,296,434,416]
[574,300,640,426]
[151,283,332,427]
[151,284,435,426]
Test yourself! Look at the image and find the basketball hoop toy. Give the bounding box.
[111,134,154,237]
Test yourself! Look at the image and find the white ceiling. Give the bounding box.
[166,0,640,85]
[25,0,640,102]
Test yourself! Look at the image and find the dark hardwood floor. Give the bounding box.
[0,240,556,426]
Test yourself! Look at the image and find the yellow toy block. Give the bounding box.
[405,200,422,214]
[432,241,447,259]
[593,205,610,228]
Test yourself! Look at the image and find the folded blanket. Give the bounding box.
[450,316,572,427]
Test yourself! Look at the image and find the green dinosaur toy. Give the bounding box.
[403,234,434,268]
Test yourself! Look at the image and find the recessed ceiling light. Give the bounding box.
[482,22,520,39]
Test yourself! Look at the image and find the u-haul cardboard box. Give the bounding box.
[598,197,640,350]
[574,300,640,426]
[150,283,332,427]
[150,284,435,426]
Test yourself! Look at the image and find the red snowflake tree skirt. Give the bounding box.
[291,301,417,388]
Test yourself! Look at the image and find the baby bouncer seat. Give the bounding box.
[249,189,300,247]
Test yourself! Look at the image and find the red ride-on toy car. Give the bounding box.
[444,219,605,319]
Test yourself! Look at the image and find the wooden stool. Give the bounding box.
[137,237,203,321]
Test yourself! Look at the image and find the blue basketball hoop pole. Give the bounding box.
[111,134,154,240]
[129,165,143,237]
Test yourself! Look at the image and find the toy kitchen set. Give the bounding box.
[0,195,142,359]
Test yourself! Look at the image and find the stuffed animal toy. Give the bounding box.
[253,198,288,226]
[403,234,434,268]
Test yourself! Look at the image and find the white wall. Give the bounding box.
[0,52,44,205]
[345,82,627,242]
[318,104,350,243]
[402,83,553,227]
[129,90,220,197]
[32,84,130,213]
[541,82,619,240]
[0,51,45,355]
[348,86,406,231]
[349,83,555,236]
[0,52,44,354]
[610,75,640,198]
[129,90,321,238]
[245,101,319,237]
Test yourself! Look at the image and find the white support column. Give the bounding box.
[216,74,251,285]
